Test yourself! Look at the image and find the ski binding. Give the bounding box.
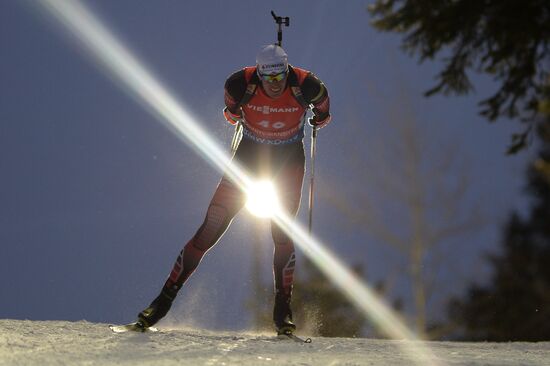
[109,321,158,333]
[277,329,312,343]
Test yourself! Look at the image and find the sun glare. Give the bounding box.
[245,180,280,218]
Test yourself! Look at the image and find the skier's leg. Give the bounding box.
[272,236,297,334]
[138,176,245,327]
[165,176,245,289]
[271,162,305,333]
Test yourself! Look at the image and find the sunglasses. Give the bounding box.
[258,71,287,83]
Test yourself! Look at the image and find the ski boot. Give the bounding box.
[137,285,178,328]
[273,292,296,335]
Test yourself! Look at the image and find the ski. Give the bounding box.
[109,322,158,333]
[277,330,312,343]
[109,322,311,343]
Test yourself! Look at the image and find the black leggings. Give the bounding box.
[164,139,305,297]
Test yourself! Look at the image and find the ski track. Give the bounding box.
[0,320,549,366]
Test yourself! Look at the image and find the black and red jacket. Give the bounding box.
[223,65,330,144]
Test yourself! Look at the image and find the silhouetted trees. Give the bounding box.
[318,83,482,338]
[448,121,550,341]
[368,0,550,152]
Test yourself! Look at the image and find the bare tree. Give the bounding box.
[320,84,484,338]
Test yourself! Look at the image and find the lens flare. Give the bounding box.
[246,180,281,218]
[35,1,442,365]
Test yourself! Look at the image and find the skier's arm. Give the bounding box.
[302,73,331,128]
[223,69,247,125]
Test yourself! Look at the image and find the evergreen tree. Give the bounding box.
[368,0,550,152]
[448,121,550,341]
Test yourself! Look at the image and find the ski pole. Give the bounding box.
[308,126,318,233]
[230,120,243,155]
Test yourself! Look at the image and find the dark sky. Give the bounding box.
[0,0,533,330]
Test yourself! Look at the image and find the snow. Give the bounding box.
[1,320,549,366]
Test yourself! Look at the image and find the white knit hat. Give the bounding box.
[256,44,288,75]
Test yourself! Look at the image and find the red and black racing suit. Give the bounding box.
[163,65,330,305]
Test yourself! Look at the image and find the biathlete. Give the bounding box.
[136,44,331,335]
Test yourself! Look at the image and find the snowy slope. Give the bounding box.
[0,320,549,366]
